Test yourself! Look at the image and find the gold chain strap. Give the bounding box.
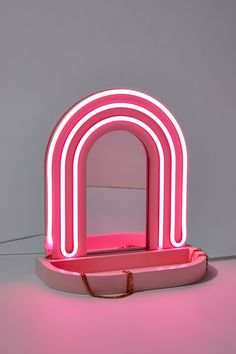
[81,270,134,299]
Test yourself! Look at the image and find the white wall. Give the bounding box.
[0,0,236,257]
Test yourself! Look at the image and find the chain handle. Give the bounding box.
[80,270,134,299]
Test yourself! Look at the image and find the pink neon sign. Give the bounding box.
[45,89,187,259]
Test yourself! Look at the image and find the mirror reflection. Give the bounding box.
[86,130,147,253]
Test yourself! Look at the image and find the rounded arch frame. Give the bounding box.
[45,89,187,259]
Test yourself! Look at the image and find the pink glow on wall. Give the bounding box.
[45,89,187,259]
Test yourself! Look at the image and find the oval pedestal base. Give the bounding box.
[36,242,207,295]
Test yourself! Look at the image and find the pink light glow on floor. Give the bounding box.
[1,256,236,354]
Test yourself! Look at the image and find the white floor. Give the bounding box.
[0,253,236,354]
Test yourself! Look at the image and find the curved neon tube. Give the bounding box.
[46,89,187,253]
[61,116,164,257]
[60,104,174,257]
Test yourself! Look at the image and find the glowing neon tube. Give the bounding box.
[46,89,187,256]
[60,116,164,257]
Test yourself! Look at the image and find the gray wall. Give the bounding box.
[1,0,236,257]
[87,131,146,188]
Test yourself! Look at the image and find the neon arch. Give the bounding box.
[45,89,187,259]
[72,117,164,258]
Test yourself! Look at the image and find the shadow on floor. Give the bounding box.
[197,264,218,284]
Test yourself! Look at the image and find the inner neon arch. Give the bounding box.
[45,89,187,259]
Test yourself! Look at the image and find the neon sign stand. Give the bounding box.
[36,89,207,296]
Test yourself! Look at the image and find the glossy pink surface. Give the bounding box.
[86,233,146,253]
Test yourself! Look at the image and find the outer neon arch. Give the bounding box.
[45,89,187,259]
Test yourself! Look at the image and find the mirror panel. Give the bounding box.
[86,130,146,253]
